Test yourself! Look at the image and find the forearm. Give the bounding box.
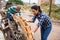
[33,26,39,33]
[27,21,33,23]
[26,19,34,23]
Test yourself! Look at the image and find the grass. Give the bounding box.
[41,2,60,20]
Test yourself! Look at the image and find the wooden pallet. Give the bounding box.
[13,15,34,40]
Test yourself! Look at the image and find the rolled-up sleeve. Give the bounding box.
[37,15,45,27]
[32,15,37,23]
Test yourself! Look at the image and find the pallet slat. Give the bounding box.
[13,15,34,40]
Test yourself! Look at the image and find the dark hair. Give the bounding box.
[31,5,42,13]
[5,2,12,9]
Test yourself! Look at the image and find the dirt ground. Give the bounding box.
[0,10,60,40]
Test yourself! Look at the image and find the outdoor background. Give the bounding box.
[0,0,60,40]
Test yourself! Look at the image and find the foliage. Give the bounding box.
[8,0,24,5]
[41,2,60,19]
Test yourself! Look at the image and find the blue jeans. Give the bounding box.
[6,12,11,19]
[41,24,52,40]
[6,12,18,30]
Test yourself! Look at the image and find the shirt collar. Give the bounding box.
[37,12,42,16]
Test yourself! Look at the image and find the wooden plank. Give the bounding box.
[13,15,34,40]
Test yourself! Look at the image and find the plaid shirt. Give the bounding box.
[32,12,52,28]
[6,6,21,16]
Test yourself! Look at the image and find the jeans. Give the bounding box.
[6,12,11,19]
[6,12,18,30]
[41,24,52,40]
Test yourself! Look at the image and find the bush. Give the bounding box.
[41,2,60,19]
[9,0,24,5]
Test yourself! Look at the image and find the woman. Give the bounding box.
[28,5,52,40]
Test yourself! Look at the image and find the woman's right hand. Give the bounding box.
[24,18,33,23]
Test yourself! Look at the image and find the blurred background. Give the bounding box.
[0,0,60,40]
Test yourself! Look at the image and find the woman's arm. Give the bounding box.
[27,15,37,23]
[27,20,33,23]
[33,26,39,33]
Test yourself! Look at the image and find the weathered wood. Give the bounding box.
[13,15,34,40]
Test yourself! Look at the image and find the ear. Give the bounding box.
[36,10,39,12]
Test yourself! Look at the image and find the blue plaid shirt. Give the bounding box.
[32,12,52,28]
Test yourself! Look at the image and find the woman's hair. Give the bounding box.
[31,5,42,13]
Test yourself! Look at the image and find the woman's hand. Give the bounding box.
[30,30,35,35]
[31,26,39,35]
[25,19,33,23]
[24,18,33,23]
[33,26,39,33]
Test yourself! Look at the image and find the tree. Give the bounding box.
[8,0,24,5]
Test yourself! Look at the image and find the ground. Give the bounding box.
[0,10,60,40]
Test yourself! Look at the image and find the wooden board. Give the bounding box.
[13,15,34,40]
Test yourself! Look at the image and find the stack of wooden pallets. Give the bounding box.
[13,15,34,40]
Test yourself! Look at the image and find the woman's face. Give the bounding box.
[31,9,39,15]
